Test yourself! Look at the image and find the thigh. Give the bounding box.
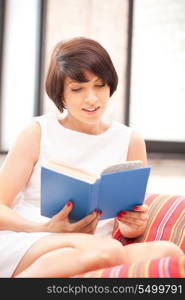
[12,232,112,276]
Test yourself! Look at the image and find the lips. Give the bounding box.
[82,106,100,112]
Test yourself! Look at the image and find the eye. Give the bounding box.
[95,83,105,88]
[71,88,82,92]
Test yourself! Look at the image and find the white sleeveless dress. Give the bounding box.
[0,112,132,277]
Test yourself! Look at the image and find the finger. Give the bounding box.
[117,211,148,219]
[72,216,98,234]
[128,212,149,221]
[117,218,141,227]
[54,201,73,219]
[81,214,100,234]
[117,212,149,222]
[117,216,148,226]
[86,213,100,233]
[117,205,149,218]
[72,210,98,230]
[133,204,149,212]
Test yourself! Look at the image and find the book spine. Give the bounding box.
[92,179,101,209]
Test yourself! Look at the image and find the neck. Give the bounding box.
[60,115,109,135]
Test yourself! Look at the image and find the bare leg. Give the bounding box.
[13,233,184,278]
[15,247,114,278]
[12,233,126,277]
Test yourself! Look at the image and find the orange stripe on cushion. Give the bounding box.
[128,262,136,277]
[144,260,150,277]
[179,256,185,277]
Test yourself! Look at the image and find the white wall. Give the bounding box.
[42,0,129,123]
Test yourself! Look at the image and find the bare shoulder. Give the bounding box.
[4,121,41,166]
[0,122,41,206]
[18,121,41,143]
[129,130,145,146]
[16,121,40,140]
[127,130,147,166]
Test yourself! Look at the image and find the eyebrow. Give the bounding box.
[67,80,77,84]
[66,77,102,85]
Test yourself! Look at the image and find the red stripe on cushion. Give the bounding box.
[169,256,185,277]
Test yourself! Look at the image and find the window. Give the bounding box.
[0,0,44,151]
[128,0,185,153]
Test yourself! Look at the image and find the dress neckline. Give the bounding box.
[54,115,115,138]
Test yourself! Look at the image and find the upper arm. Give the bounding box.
[0,122,41,206]
[127,131,147,167]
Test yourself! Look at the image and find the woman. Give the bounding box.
[0,37,183,278]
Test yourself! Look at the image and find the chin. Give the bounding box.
[84,115,103,123]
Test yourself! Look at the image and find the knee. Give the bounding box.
[163,241,184,258]
[98,238,126,266]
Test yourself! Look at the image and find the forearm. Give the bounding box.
[0,204,46,233]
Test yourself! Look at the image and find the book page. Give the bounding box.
[101,160,142,175]
[43,160,98,184]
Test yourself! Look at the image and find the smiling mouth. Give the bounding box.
[82,106,100,112]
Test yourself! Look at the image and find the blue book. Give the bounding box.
[40,160,151,221]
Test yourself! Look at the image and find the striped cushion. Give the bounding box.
[75,194,185,278]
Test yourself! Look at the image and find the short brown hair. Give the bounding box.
[45,37,118,112]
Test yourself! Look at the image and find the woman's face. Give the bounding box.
[63,70,110,126]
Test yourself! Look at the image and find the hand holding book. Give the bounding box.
[117,203,149,238]
[43,199,101,234]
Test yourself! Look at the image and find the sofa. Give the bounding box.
[74,193,185,278]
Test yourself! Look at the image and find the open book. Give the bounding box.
[40,160,151,221]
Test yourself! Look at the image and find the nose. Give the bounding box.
[84,88,98,105]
